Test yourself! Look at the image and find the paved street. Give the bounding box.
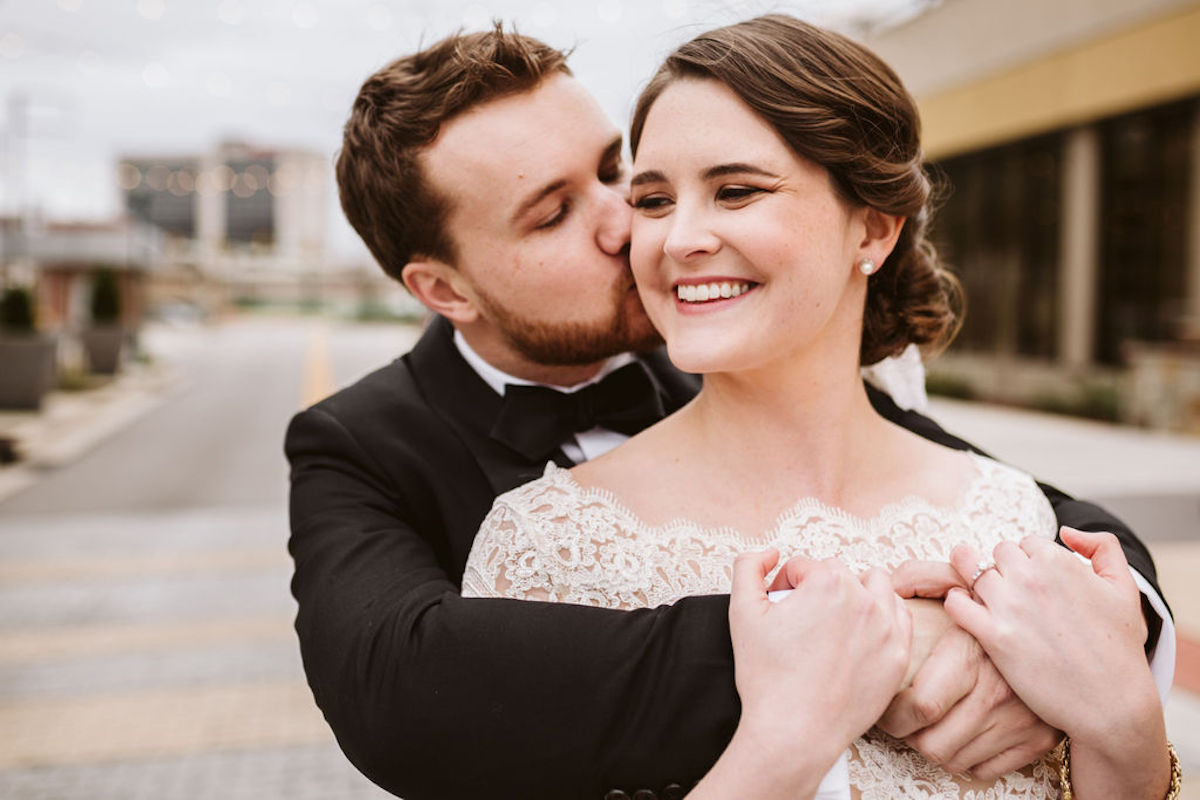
[0,317,416,799]
[0,315,1197,798]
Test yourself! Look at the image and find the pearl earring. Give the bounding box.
[857,258,876,276]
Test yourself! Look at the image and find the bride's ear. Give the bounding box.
[857,207,905,267]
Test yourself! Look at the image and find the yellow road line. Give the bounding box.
[0,681,330,768]
[0,550,288,585]
[0,617,294,665]
[301,322,334,407]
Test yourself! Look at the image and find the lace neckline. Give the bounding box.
[544,451,998,544]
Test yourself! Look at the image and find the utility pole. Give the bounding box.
[2,92,29,286]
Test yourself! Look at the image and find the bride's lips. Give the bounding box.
[672,277,759,312]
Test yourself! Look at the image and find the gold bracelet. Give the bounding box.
[1056,736,1182,799]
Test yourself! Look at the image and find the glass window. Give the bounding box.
[930,133,1062,359]
[1095,99,1193,365]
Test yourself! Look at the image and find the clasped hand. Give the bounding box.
[748,553,1060,780]
[881,559,1060,779]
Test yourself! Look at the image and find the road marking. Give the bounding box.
[0,549,288,584]
[301,322,334,407]
[0,617,294,665]
[0,681,330,768]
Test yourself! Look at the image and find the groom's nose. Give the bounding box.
[595,183,633,256]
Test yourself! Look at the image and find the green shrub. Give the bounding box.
[1030,383,1121,422]
[90,269,122,325]
[924,371,975,400]
[0,286,36,334]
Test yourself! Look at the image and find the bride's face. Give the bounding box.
[629,78,870,375]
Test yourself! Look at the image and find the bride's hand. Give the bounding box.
[730,550,912,763]
[945,530,1152,737]
[882,559,1060,779]
[945,530,1170,800]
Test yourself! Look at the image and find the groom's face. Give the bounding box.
[420,75,662,367]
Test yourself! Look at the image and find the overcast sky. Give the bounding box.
[1,0,931,259]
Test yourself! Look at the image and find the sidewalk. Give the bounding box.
[0,359,181,504]
[0,321,393,799]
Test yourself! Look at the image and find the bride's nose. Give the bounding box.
[663,204,721,263]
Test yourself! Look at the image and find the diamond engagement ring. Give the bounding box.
[969,558,996,588]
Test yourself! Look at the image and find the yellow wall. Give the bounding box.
[921,4,1200,159]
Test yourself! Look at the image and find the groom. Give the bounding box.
[287,25,1170,800]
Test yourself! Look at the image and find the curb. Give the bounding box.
[0,364,182,504]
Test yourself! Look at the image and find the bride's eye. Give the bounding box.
[716,186,764,204]
[632,193,673,215]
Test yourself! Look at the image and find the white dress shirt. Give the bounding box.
[454,330,635,462]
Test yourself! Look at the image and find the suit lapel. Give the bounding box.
[405,316,568,495]
[406,317,704,494]
[638,347,701,415]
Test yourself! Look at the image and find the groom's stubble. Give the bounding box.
[472,271,664,366]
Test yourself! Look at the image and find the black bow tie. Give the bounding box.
[490,362,667,462]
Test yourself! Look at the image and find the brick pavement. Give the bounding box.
[0,507,392,799]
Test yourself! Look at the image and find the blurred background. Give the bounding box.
[1,0,1198,797]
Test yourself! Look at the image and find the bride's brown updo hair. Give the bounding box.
[630,14,960,365]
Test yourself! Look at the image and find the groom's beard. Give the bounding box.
[475,281,663,366]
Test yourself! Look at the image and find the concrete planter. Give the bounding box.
[0,334,58,409]
[82,326,124,374]
[1125,341,1200,433]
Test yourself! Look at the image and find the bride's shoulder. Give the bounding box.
[894,430,1044,509]
[491,462,578,510]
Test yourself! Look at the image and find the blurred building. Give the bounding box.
[117,141,333,310]
[869,0,1200,431]
[0,215,162,330]
[119,141,326,258]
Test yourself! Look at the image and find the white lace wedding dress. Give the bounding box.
[462,451,1064,799]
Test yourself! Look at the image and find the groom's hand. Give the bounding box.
[878,626,1060,778]
[880,560,1061,779]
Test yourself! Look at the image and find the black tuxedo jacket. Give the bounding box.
[286,315,1162,800]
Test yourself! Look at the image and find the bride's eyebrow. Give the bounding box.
[704,163,778,180]
[631,163,780,188]
[630,169,666,188]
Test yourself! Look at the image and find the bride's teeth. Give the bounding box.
[676,281,752,303]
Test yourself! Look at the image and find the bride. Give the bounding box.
[463,14,1175,800]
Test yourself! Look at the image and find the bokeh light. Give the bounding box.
[366,5,393,31]
[597,0,623,24]
[216,0,244,25]
[144,164,170,191]
[142,62,169,88]
[292,2,318,29]
[137,0,165,21]
[0,33,25,60]
[116,163,142,190]
[212,165,235,192]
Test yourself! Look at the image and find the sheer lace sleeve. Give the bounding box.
[461,491,558,601]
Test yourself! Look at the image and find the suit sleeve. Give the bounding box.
[286,406,738,800]
[876,394,1169,651]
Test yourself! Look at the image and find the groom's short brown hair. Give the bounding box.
[337,25,571,281]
